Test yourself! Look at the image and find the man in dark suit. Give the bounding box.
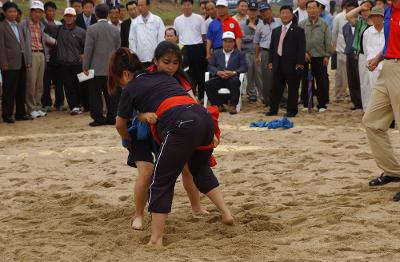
[266,5,305,117]
[120,1,137,47]
[75,0,96,30]
[83,3,121,127]
[205,31,248,114]
[0,2,31,123]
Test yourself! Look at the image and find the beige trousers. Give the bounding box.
[335,52,348,100]
[362,59,400,177]
[26,52,45,112]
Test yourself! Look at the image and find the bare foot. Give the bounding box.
[192,208,210,215]
[147,237,163,247]
[222,211,234,225]
[131,216,144,230]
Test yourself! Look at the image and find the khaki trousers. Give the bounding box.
[26,52,45,112]
[362,60,400,177]
[335,52,348,100]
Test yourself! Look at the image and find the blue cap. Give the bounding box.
[248,0,258,9]
[258,2,271,11]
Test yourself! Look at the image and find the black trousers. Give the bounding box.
[42,63,64,108]
[301,57,330,109]
[1,67,26,119]
[346,53,362,108]
[89,76,120,123]
[148,104,219,213]
[270,61,302,114]
[61,65,83,110]
[205,76,241,106]
[185,44,206,99]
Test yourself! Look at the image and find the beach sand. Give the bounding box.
[1,89,400,261]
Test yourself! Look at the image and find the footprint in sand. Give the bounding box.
[100,181,115,188]
[345,145,359,149]
[119,195,129,201]
[231,168,243,174]
[320,139,336,144]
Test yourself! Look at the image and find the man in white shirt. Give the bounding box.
[294,0,308,23]
[108,5,121,31]
[129,0,165,67]
[332,0,357,101]
[362,6,385,110]
[174,0,206,99]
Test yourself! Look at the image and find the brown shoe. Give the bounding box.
[228,106,237,115]
[218,105,227,112]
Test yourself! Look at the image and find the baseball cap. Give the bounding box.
[316,0,329,7]
[248,0,258,10]
[31,0,44,11]
[258,2,271,11]
[222,31,235,40]
[216,0,228,7]
[369,6,384,17]
[64,7,76,16]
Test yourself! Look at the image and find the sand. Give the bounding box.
[1,89,400,261]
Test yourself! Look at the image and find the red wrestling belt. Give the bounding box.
[150,97,220,153]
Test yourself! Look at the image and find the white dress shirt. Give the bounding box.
[128,12,165,63]
[173,13,206,45]
[294,7,308,23]
[332,11,348,53]
[363,26,385,70]
[223,49,234,68]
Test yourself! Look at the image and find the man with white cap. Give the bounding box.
[206,0,242,62]
[254,2,281,107]
[21,0,50,119]
[205,31,248,114]
[317,0,333,29]
[57,7,86,115]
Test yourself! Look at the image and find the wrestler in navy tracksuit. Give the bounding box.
[118,71,219,213]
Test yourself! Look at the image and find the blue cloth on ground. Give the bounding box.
[250,117,294,129]
[127,111,150,140]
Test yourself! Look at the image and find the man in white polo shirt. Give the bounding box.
[128,0,165,67]
[174,0,206,99]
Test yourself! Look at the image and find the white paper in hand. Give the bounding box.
[77,69,94,82]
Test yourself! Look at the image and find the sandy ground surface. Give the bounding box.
[1,84,400,261]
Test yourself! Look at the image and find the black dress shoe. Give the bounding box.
[284,112,297,118]
[15,115,33,121]
[369,173,400,186]
[265,111,277,116]
[106,119,116,125]
[393,192,400,201]
[89,121,107,127]
[3,117,15,123]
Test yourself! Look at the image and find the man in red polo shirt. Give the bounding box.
[206,0,242,61]
[362,0,400,201]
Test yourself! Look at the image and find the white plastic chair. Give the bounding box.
[203,72,245,112]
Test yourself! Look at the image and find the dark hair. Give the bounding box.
[153,41,192,89]
[44,1,57,10]
[375,0,387,3]
[95,3,109,19]
[280,5,293,13]
[343,0,359,9]
[3,1,19,12]
[110,6,119,12]
[181,0,194,4]
[165,27,177,36]
[306,0,319,8]
[237,0,247,5]
[119,4,126,9]
[82,0,94,7]
[126,0,138,8]
[70,0,82,6]
[138,0,151,5]
[207,0,216,6]
[108,48,144,94]
[200,0,208,6]
[17,8,22,15]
